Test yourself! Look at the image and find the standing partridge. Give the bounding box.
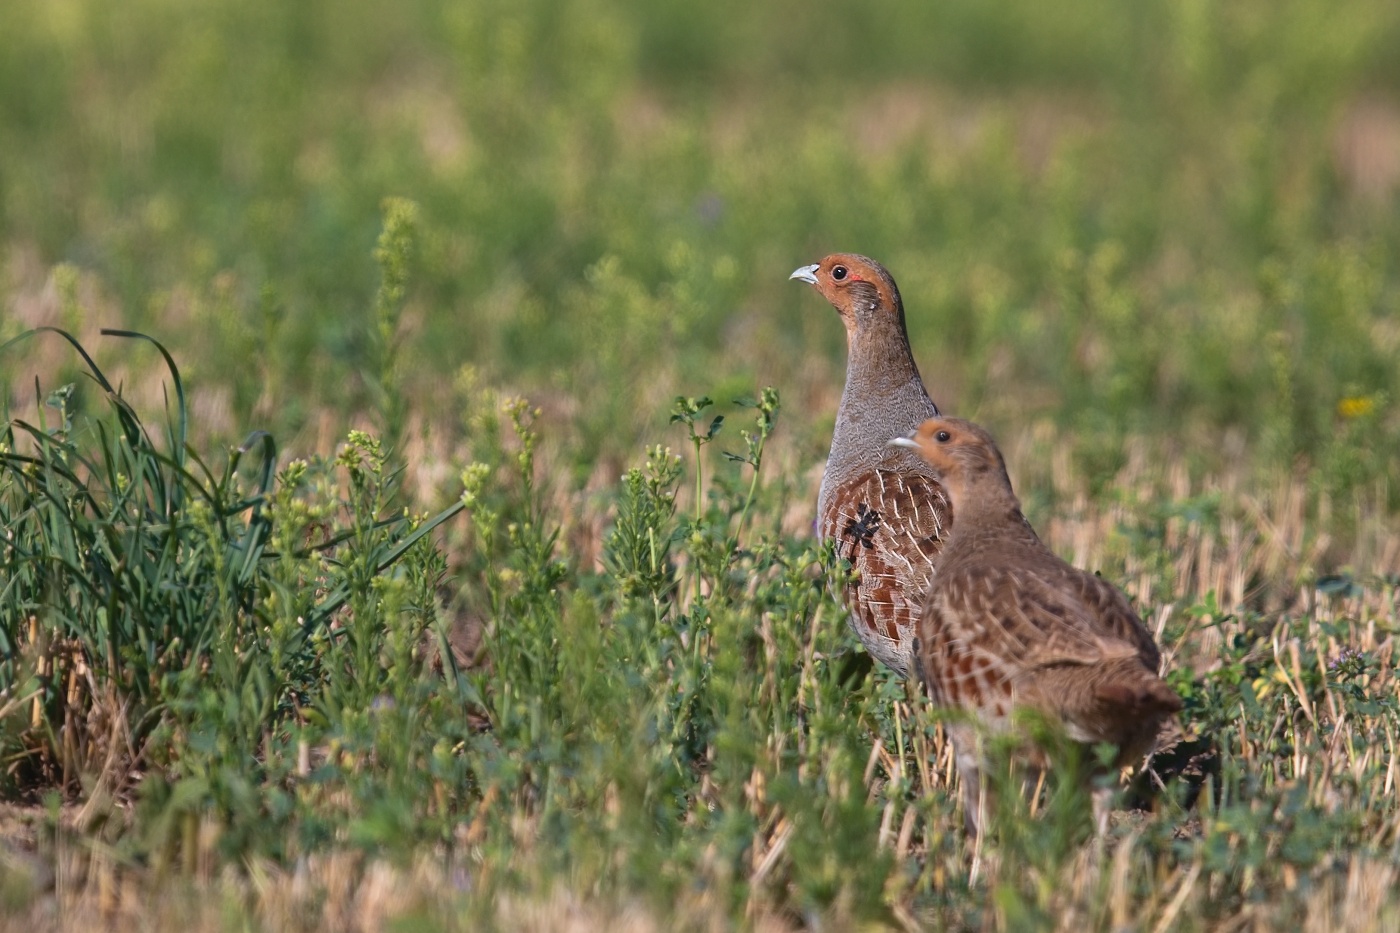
[890,417,1182,835]
[790,254,948,677]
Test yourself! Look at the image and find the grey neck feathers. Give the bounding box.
[826,320,938,479]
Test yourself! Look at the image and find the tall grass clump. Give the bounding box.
[0,325,466,862]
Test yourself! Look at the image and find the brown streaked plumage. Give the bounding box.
[891,416,1182,835]
[791,254,948,676]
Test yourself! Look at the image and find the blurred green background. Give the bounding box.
[3,0,1399,494]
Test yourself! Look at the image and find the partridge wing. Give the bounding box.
[1048,564,1163,670]
[919,565,1132,703]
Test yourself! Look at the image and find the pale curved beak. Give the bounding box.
[789,264,819,285]
[887,436,919,449]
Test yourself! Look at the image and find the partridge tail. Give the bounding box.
[1017,654,1181,742]
[1095,673,1183,716]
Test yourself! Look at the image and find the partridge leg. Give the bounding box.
[1091,782,1115,838]
[948,725,986,837]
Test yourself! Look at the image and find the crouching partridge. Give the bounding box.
[890,417,1182,835]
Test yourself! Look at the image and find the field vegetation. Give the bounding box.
[3,0,1400,929]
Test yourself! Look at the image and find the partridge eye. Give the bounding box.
[935,430,952,443]
[831,265,848,281]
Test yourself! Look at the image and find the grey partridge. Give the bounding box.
[890,417,1182,835]
[790,254,948,677]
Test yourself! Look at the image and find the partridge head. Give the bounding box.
[790,253,909,339]
[889,418,1011,512]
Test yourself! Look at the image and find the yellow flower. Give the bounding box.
[1252,667,1291,700]
[1337,395,1376,420]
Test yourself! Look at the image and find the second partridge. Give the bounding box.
[891,417,1182,835]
